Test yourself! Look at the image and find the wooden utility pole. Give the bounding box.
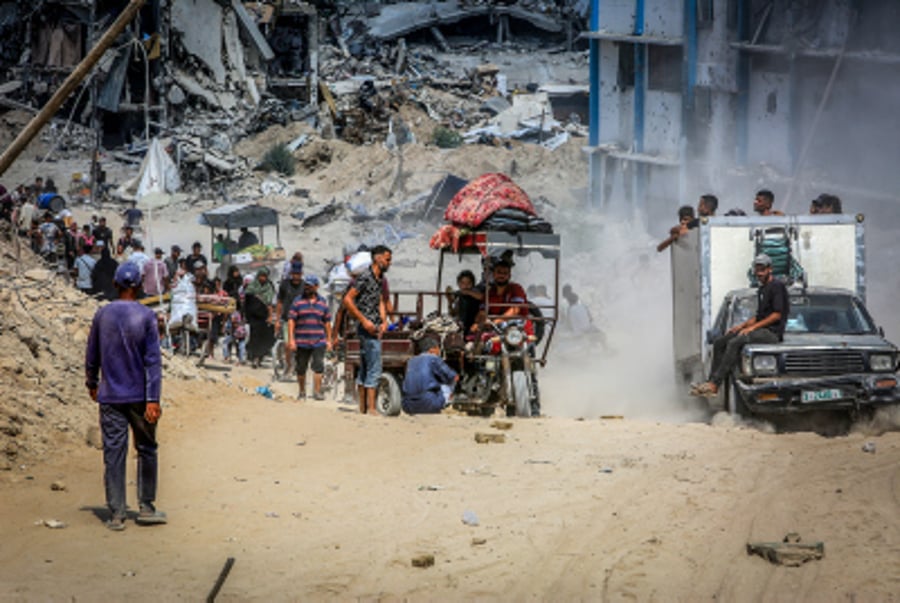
[0,0,146,178]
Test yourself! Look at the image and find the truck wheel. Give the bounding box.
[512,371,532,417]
[728,379,750,417]
[376,373,402,417]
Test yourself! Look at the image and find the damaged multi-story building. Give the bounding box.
[0,0,322,148]
[584,0,900,221]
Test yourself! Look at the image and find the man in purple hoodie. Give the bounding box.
[85,262,166,531]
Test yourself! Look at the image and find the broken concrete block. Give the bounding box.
[411,554,435,568]
[171,0,226,85]
[480,96,511,116]
[168,85,186,105]
[474,432,505,444]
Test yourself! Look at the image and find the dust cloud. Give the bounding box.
[540,210,707,422]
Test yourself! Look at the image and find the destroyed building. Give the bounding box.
[0,0,592,201]
[584,0,900,220]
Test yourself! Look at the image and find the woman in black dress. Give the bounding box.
[243,267,276,367]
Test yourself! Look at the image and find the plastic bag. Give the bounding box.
[168,274,198,330]
[346,251,372,276]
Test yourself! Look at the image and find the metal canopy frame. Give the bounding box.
[198,203,281,250]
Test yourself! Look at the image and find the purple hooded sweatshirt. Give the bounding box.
[85,300,162,404]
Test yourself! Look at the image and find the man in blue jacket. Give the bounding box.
[85,262,166,531]
[402,337,458,414]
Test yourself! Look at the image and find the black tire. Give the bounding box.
[512,371,532,417]
[376,373,402,417]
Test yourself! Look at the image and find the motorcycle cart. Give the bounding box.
[340,230,560,417]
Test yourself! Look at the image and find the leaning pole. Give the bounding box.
[0,0,147,178]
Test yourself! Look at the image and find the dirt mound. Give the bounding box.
[0,233,224,471]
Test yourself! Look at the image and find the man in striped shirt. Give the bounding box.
[287,274,333,400]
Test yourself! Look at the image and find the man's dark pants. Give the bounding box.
[709,329,780,386]
[99,402,158,519]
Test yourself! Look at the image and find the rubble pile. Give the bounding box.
[0,0,590,202]
[0,235,224,470]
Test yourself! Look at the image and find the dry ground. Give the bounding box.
[1,368,898,602]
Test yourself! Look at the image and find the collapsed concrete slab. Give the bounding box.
[365,1,563,41]
[172,0,226,85]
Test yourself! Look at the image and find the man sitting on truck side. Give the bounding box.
[657,205,696,253]
[691,253,790,397]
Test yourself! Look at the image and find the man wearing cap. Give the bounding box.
[275,261,306,375]
[142,247,170,298]
[85,262,166,531]
[185,242,208,276]
[692,253,789,397]
[287,274,333,400]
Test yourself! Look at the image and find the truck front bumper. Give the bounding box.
[735,373,900,414]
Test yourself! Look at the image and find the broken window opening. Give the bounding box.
[617,42,636,89]
[648,45,682,93]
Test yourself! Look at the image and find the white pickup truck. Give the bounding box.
[670,214,899,418]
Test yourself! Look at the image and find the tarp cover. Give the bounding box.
[116,137,182,209]
[199,203,279,229]
[443,173,535,228]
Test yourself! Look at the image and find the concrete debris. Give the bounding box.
[0,0,587,211]
[747,533,825,567]
[411,553,435,568]
[0,236,228,469]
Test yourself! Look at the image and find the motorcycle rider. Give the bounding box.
[476,259,529,326]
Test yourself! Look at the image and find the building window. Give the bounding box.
[648,45,683,93]
[617,42,635,89]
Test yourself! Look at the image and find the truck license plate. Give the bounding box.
[801,389,842,403]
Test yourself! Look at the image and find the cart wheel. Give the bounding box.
[272,340,288,381]
[376,373,402,417]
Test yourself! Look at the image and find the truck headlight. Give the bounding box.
[869,354,895,372]
[752,354,778,375]
[741,355,752,376]
[505,327,525,347]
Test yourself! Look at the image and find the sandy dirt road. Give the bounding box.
[1,373,899,602]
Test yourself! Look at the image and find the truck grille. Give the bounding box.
[783,350,866,375]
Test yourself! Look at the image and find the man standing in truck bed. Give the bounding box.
[691,253,789,397]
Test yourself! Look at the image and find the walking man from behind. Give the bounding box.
[691,253,789,397]
[85,262,167,531]
[343,244,392,414]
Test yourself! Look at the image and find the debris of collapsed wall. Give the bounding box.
[0,0,588,203]
[0,235,226,471]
